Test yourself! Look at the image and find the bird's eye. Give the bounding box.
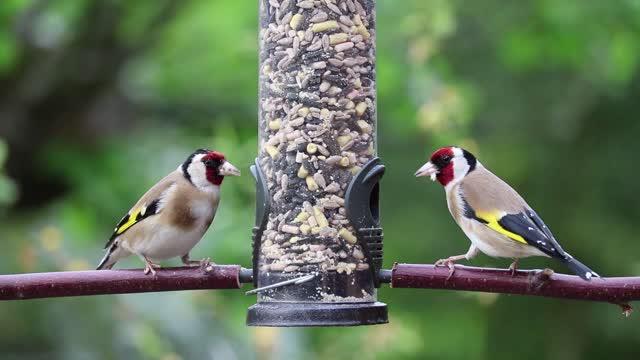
[441,155,451,162]
[204,159,221,168]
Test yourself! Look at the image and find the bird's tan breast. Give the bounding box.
[445,183,464,225]
[119,176,220,260]
[165,180,219,229]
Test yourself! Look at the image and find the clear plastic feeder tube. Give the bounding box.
[249,0,385,326]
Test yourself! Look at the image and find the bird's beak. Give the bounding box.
[218,161,241,176]
[415,162,438,181]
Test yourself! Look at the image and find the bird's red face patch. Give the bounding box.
[202,151,226,185]
[204,151,225,161]
[430,147,455,186]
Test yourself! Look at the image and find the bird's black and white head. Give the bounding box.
[181,149,240,190]
[415,146,478,188]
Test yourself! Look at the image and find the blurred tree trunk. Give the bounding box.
[0,0,186,208]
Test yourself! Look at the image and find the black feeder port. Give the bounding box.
[246,158,387,327]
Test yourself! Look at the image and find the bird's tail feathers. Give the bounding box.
[96,243,118,270]
[562,253,599,281]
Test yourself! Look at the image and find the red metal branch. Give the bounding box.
[391,264,640,310]
[0,265,243,300]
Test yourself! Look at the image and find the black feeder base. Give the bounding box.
[246,302,388,327]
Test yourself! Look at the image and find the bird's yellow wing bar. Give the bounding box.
[115,208,142,236]
[475,210,528,244]
[104,199,161,248]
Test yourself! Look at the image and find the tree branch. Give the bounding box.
[0,265,245,300]
[3,263,639,317]
[390,263,640,314]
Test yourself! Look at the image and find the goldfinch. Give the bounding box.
[415,146,598,280]
[97,149,240,275]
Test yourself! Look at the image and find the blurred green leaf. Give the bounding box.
[0,176,16,205]
[0,33,17,73]
[0,139,16,207]
[608,30,640,84]
[0,139,7,167]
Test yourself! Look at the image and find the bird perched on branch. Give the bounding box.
[415,146,598,281]
[97,149,241,275]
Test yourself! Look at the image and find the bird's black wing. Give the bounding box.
[497,209,567,258]
[103,198,161,249]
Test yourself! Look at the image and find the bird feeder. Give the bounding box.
[247,0,387,326]
[1,0,639,333]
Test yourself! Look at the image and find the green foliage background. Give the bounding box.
[1,0,640,359]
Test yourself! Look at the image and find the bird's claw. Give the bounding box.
[181,255,215,269]
[199,257,216,270]
[434,258,452,267]
[143,262,160,276]
[435,258,457,280]
[508,259,519,277]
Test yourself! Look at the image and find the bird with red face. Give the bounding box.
[97,149,241,275]
[416,146,598,280]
